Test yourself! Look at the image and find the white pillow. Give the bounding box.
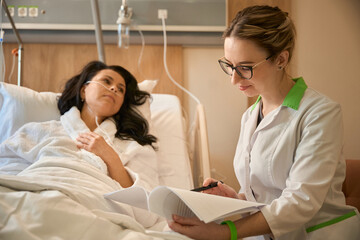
[0,80,157,144]
[134,79,158,126]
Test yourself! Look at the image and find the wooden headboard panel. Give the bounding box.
[3,43,184,102]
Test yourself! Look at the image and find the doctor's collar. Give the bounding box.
[251,77,307,111]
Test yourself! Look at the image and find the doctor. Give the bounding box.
[169,5,360,240]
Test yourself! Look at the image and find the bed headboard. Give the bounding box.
[2,43,185,103]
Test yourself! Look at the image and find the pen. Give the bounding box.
[191,181,223,192]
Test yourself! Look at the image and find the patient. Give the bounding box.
[0,61,162,230]
[0,60,158,189]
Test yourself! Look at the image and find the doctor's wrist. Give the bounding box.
[221,220,237,240]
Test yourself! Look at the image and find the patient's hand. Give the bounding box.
[76,132,133,187]
[202,178,240,199]
[76,132,117,161]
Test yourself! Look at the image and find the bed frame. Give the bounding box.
[189,104,211,188]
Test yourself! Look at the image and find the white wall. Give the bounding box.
[291,0,360,159]
[183,47,246,190]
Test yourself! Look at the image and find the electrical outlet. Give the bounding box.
[158,9,167,19]
[17,5,27,17]
[7,5,15,17]
[29,6,39,17]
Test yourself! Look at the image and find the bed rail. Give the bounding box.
[189,103,211,188]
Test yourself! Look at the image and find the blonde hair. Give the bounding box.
[224,5,296,62]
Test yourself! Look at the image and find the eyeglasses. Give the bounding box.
[218,55,272,80]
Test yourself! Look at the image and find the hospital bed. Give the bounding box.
[0,81,210,239]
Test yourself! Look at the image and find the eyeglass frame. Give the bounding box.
[218,55,273,80]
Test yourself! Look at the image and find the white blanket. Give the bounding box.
[0,160,188,239]
[0,107,189,239]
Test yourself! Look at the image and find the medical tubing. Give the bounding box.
[86,105,112,144]
[84,81,115,143]
[85,81,123,97]
[95,115,112,144]
[132,22,146,80]
[160,16,200,105]
[221,220,237,240]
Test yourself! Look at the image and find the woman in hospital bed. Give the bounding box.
[0,61,163,232]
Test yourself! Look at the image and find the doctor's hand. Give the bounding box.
[202,178,240,199]
[168,215,230,240]
[76,132,117,161]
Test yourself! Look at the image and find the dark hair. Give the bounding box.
[57,61,157,148]
[224,5,296,62]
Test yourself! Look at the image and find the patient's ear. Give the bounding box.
[80,85,86,101]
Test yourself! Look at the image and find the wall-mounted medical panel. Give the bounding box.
[1,0,226,45]
[3,0,226,31]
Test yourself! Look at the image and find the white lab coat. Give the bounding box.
[234,78,360,239]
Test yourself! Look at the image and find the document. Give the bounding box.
[104,186,265,223]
